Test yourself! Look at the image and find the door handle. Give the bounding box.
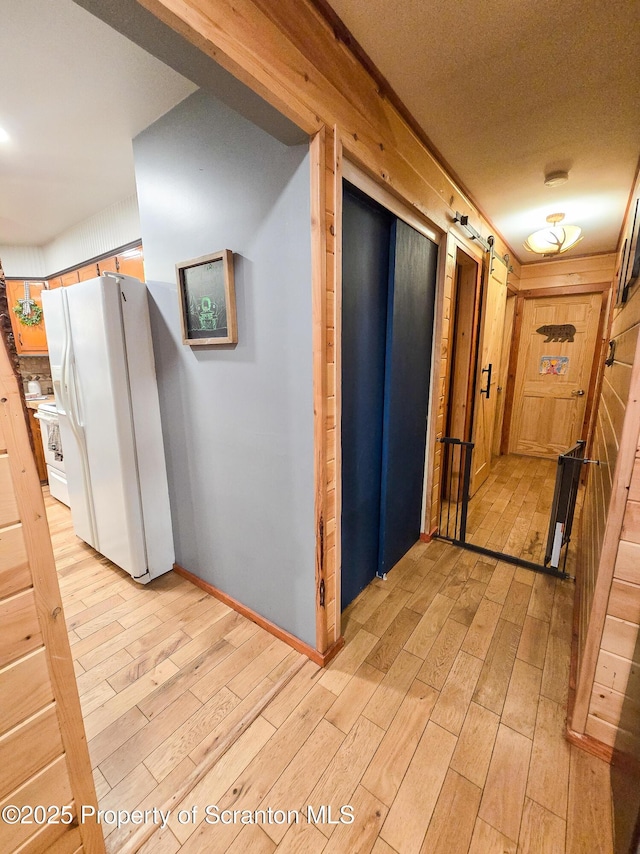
[571,389,585,396]
[480,363,492,399]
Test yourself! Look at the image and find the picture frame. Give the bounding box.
[615,237,628,305]
[176,249,237,346]
[622,197,640,304]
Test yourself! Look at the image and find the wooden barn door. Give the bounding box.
[470,251,509,494]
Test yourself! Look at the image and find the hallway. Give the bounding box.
[47,492,613,853]
[466,454,557,564]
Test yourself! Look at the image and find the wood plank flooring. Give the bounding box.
[44,486,614,853]
[465,454,557,563]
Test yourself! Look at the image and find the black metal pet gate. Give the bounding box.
[436,437,595,579]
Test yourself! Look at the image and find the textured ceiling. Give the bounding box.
[328,0,640,261]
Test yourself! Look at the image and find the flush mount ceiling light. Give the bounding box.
[544,170,569,187]
[524,213,583,256]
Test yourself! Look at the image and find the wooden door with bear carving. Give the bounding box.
[509,292,602,457]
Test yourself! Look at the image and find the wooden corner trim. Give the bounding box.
[565,727,614,763]
[173,563,344,667]
[309,128,330,656]
[566,726,640,773]
[420,528,438,543]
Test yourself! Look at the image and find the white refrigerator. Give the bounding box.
[42,273,174,583]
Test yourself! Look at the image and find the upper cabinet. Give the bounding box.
[78,262,100,281]
[115,247,145,280]
[49,270,80,288]
[7,244,144,354]
[6,279,49,354]
[97,255,118,275]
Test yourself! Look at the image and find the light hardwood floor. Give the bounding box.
[44,488,614,853]
[466,454,557,564]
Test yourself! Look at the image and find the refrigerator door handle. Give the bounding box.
[61,290,100,549]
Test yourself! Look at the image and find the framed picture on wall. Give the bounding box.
[176,250,237,345]
[622,197,640,303]
[616,238,629,305]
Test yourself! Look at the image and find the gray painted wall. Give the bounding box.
[133,90,316,645]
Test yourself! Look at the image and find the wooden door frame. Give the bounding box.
[500,282,611,454]
[492,289,517,457]
[468,247,510,495]
[428,231,485,534]
[446,246,482,444]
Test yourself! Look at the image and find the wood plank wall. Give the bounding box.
[138,0,521,650]
[0,275,105,853]
[518,254,616,291]
[584,286,640,755]
[570,179,640,759]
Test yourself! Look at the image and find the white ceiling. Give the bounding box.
[328,0,640,261]
[1,0,638,262]
[0,0,196,246]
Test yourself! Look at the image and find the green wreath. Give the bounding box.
[13,302,43,327]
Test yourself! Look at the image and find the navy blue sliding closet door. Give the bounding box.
[341,185,392,608]
[379,219,438,575]
[341,183,437,609]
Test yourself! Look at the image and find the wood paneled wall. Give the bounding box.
[519,254,616,291]
[0,281,104,852]
[583,281,640,755]
[571,180,640,760]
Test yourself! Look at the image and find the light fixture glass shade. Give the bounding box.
[524,223,583,256]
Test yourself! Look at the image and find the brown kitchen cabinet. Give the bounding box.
[116,248,145,280]
[5,279,49,354]
[59,269,80,287]
[97,256,118,275]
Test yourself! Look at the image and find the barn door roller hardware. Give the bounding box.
[453,212,492,252]
[453,213,513,272]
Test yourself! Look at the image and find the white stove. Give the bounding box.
[35,402,69,506]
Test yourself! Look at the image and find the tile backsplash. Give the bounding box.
[19,355,53,395]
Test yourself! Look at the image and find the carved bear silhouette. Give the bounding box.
[536,323,576,343]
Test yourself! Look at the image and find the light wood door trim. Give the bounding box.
[310,125,344,651]
[492,293,516,457]
[332,130,343,641]
[448,250,481,444]
[310,128,329,654]
[501,295,525,453]
[470,252,508,493]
